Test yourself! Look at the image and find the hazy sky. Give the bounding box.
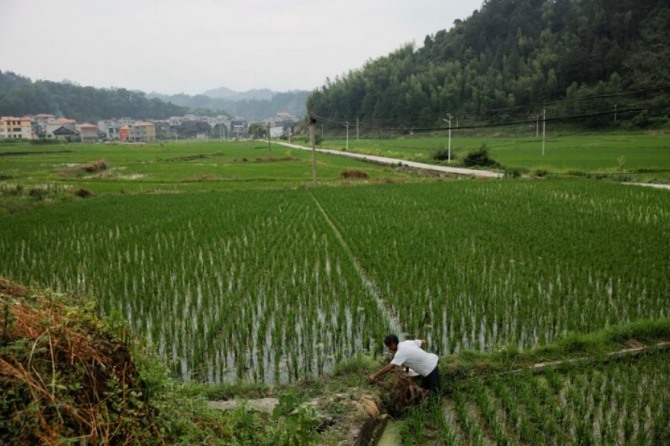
[0,0,482,95]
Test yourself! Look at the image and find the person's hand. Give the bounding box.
[368,374,376,384]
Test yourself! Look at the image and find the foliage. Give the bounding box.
[307,0,670,130]
[430,148,453,162]
[0,70,187,122]
[339,169,369,179]
[271,393,320,446]
[462,143,499,167]
[0,279,159,445]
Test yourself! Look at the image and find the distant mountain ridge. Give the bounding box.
[149,88,309,120]
[201,87,275,101]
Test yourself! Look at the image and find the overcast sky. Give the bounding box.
[0,0,482,95]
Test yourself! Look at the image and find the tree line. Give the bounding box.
[307,0,670,131]
[0,71,188,122]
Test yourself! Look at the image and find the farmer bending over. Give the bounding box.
[368,334,440,395]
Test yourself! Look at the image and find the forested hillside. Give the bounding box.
[307,0,670,130]
[0,71,187,121]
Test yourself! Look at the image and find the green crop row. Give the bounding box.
[1,179,668,384]
[403,350,670,445]
[312,180,669,356]
[0,191,393,383]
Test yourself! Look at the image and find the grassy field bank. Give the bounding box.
[319,131,670,181]
[0,139,417,195]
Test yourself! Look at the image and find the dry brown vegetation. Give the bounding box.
[59,160,108,176]
[0,278,159,445]
[339,169,369,180]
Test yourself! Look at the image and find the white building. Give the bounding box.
[0,116,34,139]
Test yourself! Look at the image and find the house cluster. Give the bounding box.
[0,114,156,142]
[0,112,300,142]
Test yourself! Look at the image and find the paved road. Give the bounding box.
[277,142,504,179]
[625,183,670,191]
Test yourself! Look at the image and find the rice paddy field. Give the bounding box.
[1,137,669,443]
[403,349,670,445]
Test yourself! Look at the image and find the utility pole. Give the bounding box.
[356,117,359,141]
[542,108,546,156]
[345,122,349,151]
[614,104,618,123]
[442,114,453,163]
[310,114,317,185]
[267,123,271,153]
[535,114,539,138]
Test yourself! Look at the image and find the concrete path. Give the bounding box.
[277,142,503,178]
[625,183,670,191]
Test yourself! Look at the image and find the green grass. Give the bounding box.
[319,131,670,180]
[0,139,418,196]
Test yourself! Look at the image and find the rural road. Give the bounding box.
[626,183,670,191]
[277,142,504,178]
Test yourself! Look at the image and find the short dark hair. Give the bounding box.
[384,334,399,347]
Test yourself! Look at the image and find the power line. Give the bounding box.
[311,84,670,130]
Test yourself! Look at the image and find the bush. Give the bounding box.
[463,144,498,167]
[74,188,95,198]
[339,169,369,180]
[431,149,453,162]
[504,168,523,178]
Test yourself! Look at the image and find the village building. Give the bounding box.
[45,118,77,138]
[32,114,56,137]
[0,116,34,139]
[129,121,156,142]
[77,123,100,142]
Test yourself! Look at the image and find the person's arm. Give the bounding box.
[368,363,397,383]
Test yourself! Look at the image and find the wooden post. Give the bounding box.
[310,115,317,185]
[542,108,546,156]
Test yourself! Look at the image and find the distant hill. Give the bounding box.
[0,70,187,122]
[150,89,309,120]
[308,0,670,129]
[202,87,275,101]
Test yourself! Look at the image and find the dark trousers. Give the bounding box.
[421,365,440,395]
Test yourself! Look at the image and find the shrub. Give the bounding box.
[339,169,369,180]
[74,188,95,198]
[431,149,453,162]
[504,168,523,178]
[463,144,498,167]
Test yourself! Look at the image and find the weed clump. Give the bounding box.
[74,188,95,198]
[0,279,158,445]
[340,169,369,179]
[60,160,108,176]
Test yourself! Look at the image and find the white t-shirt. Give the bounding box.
[390,340,438,377]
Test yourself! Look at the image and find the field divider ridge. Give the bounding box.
[307,191,404,336]
[277,141,503,178]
